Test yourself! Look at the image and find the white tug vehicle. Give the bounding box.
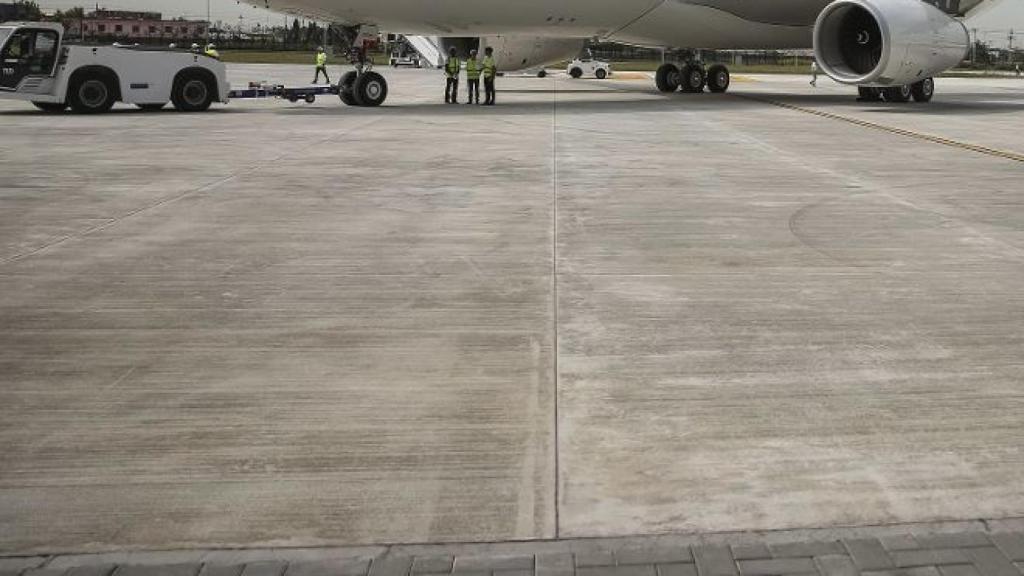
[0,22,229,113]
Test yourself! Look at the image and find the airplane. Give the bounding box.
[255,0,995,107]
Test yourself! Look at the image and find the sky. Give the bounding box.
[34,0,1024,46]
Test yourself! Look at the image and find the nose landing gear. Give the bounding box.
[336,25,389,107]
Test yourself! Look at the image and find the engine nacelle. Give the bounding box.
[439,36,583,72]
[813,0,969,86]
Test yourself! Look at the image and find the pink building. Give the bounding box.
[68,10,208,41]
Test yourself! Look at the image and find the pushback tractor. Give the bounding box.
[0,22,229,113]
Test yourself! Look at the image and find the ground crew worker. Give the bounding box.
[190,43,200,54]
[482,46,497,106]
[444,47,461,104]
[313,46,330,84]
[205,44,220,60]
[465,49,481,104]
[810,60,819,87]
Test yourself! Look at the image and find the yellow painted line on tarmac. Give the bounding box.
[742,95,1024,164]
[730,75,757,83]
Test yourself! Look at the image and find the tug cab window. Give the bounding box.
[0,29,60,90]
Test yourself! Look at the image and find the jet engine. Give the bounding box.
[439,36,584,72]
[813,0,969,86]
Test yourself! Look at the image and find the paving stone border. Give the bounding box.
[3,518,1024,576]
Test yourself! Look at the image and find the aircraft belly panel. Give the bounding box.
[265,0,664,37]
[680,0,832,27]
[608,2,814,49]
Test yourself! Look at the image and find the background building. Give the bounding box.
[65,9,208,42]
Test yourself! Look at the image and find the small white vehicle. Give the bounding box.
[389,49,421,68]
[567,57,611,80]
[0,22,229,113]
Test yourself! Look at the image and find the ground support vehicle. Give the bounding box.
[568,57,612,80]
[0,22,229,113]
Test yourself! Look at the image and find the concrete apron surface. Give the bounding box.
[1,65,1023,555]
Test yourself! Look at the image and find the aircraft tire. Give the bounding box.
[339,71,358,106]
[706,64,730,93]
[911,77,935,103]
[883,85,912,103]
[681,63,706,93]
[655,63,679,92]
[353,71,388,107]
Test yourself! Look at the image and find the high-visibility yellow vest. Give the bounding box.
[316,52,327,66]
[482,56,497,79]
[466,59,481,80]
[445,56,461,77]
[205,49,220,60]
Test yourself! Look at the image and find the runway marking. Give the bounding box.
[741,94,1024,164]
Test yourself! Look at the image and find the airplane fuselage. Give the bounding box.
[265,0,838,49]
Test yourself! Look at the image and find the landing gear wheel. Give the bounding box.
[655,63,680,93]
[339,71,358,106]
[681,63,706,93]
[353,71,388,107]
[537,69,547,78]
[305,94,316,104]
[33,102,67,113]
[136,103,166,111]
[883,84,912,103]
[706,64,730,93]
[595,69,607,80]
[68,76,116,114]
[857,86,883,102]
[172,74,214,112]
[911,77,934,103]
[569,67,583,79]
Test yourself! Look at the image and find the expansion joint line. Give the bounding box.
[551,71,561,539]
[738,94,1024,164]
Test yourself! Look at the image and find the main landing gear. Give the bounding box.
[656,62,731,94]
[857,77,934,103]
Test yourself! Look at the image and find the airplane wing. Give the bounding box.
[959,0,1003,18]
[928,0,1002,17]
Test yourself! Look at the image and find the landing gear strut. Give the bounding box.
[655,60,730,94]
[336,26,389,107]
[857,77,934,104]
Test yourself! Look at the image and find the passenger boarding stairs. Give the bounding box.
[403,35,444,68]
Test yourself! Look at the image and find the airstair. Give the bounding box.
[404,35,444,68]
